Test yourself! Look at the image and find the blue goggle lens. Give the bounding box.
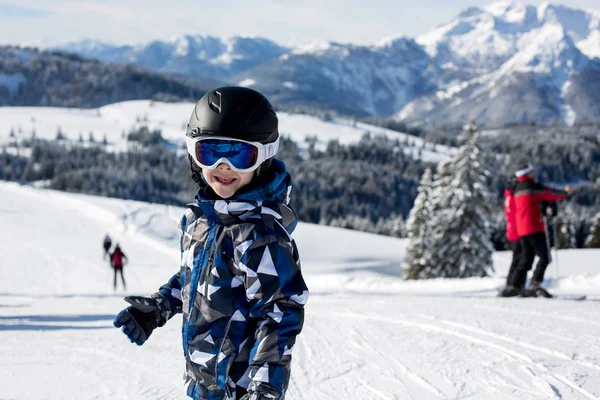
[196,139,259,170]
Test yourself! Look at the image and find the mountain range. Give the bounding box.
[39,1,600,126]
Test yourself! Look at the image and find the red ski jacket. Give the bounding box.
[514,176,567,237]
[111,249,126,267]
[504,188,519,242]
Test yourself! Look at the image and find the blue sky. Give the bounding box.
[1,0,598,47]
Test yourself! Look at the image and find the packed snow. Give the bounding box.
[1,182,600,399]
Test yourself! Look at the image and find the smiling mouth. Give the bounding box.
[215,176,236,185]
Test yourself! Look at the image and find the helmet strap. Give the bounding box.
[256,158,273,177]
[188,155,204,185]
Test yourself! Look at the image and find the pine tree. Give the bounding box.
[556,205,577,249]
[390,215,406,238]
[56,126,65,141]
[586,211,600,248]
[417,122,495,279]
[404,168,433,279]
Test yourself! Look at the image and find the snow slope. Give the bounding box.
[1,182,600,399]
[0,100,453,163]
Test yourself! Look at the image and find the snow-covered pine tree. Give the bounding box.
[586,211,600,248]
[419,122,495,279]
[390,214,407,238]
[404,168,433,279]
[557,205,577,249]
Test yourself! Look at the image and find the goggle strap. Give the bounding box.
[264,138,279,160]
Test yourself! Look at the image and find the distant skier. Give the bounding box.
[505,164,570,297]
[110,244,127,290]
[103,234,112,260]
[498,177,522,297]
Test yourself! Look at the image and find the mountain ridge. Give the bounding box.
[25,1,600,125]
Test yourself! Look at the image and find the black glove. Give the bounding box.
[242,394,277,400]
[242,386,280,400]
[113,296,162,346]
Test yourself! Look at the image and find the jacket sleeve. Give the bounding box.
[535,182,568,202]
[150,214,187,324]
[238,234,309,399]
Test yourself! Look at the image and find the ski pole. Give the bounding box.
[553,206,559,280]
[543,215,553,266]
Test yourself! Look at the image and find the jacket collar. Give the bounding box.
[192,159,295,228]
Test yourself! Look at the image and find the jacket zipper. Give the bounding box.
[218,318,234,398]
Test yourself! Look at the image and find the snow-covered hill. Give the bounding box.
[0,45,208,108]
[0,100,453,163]
[2,182,600,399]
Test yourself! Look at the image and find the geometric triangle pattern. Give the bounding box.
[148,160,308,400]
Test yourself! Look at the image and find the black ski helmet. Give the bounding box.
[186,86,279,183]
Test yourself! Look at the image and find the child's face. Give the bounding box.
[202,163,254,199]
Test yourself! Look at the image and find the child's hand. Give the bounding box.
[113,296,161,346]
[242,385,280,399]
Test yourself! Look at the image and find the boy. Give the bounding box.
[113,87,309,400]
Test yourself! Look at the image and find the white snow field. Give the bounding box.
[1,182,600,400]
[0,100,453,163]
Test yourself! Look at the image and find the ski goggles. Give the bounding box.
[186,135,279,173]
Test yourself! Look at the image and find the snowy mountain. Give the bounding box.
[3,181,600,399]
[418,1,600,74]
[35,1,600,125]
[235,38,436,117]
[57,35,289,82]
[58,36,436,118]
[400,0,600,126]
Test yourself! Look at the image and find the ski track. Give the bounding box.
[325,311,600,400]
[350,324,450,399]
[472,303,600,328]
[430,317,600,374]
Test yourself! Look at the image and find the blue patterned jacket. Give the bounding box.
[154,159,308,400]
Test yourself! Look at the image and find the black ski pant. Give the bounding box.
[113,265,126,289]
[510,232,550,288]
[505,240,523,288]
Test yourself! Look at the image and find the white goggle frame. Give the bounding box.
[186,135,280,173]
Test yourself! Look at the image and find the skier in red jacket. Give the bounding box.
[110,244,128,290]
[498,177,522,297]
[505,164,570,297]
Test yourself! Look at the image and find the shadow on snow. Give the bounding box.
[0,313,115,331]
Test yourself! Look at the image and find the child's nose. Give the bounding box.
[217,163,231,171]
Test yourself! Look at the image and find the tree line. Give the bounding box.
[2,122,600,246]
